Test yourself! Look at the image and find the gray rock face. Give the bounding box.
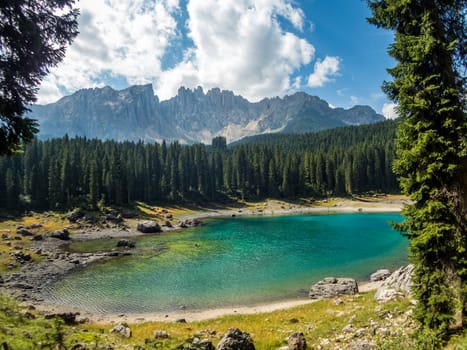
[215,328,255,350]
[309,277,359,299]
[29,85,384,144]
[287,332,307,350]
[375,265,414,302]
[370,269,391,282]
[137,221,162,233]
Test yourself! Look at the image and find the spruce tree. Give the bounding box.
[368,0,467,337]
[0,1,79,154]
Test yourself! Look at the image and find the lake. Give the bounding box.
[43,213,408,314]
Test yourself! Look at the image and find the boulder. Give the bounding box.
[154,330,169,339]
[116,239,136,248]
[110,323,132,338]
[45,312,80,325]
[370,269,391,282]
[105,210,123,223]
[17,228,33,236]
[179,219,203,228]
[215,328,255,350]
[13,251,31,263]
[68,210,84,222]
[50,229,70,240]
[309,277,358,299]
[375,265,414,302]
[178,339,214,350]
[287,332,307,350]
[137,221,162,233]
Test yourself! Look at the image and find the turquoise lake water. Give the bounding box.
[44,213,408,314]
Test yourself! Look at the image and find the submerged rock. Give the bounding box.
[116,239,135,248]
[309,277,359,299]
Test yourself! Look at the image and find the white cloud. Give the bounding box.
[382,102,399,119]
[155,0,314,101]
[38,0,180,103]
[350,95,359,105]
[37,0,317,103]
[307,56,341,88]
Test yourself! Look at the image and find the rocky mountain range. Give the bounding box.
[28,84,385,144]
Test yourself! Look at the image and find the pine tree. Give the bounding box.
[368,0,467,337]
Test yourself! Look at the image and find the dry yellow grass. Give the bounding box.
[0,212,68,273]
[79,292,412,349]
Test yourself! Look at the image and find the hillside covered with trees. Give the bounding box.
[0,120,399,211]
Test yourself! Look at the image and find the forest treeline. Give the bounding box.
[0,120,399,210]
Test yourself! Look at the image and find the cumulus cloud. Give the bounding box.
[382,102,399,119]
[37,0,320,103]
[38,0,180,103]
[155,0,314,101]
[307,56,341,88]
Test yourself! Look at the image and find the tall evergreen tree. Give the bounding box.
[368,0,467,338]
[0,1,79,154]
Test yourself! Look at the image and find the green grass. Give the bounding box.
[0,292,418,350]
[1,207,466,349]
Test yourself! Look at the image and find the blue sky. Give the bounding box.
[38,0,398,119]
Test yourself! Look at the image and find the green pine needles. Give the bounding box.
[368,0,467,340]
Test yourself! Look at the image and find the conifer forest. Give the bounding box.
[0,120,399,210]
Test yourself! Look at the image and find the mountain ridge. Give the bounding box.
[29,84,385,144]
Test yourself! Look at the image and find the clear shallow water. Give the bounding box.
[44,213,408,314]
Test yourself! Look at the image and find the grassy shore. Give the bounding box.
[1,195,465,349]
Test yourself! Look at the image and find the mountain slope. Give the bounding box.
[28,85,385,144]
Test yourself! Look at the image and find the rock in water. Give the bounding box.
[116,239,136,248]
[215,328,255,350]
[137,221,162,233]
[370,269,391,282]
[309,277,359,299]
[375,265,414,302]
[287,332,307,350]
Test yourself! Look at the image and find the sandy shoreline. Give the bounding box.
[30,280,385,324]
[2,196,406,324]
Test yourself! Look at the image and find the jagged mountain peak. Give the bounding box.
[29,84,384,144]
